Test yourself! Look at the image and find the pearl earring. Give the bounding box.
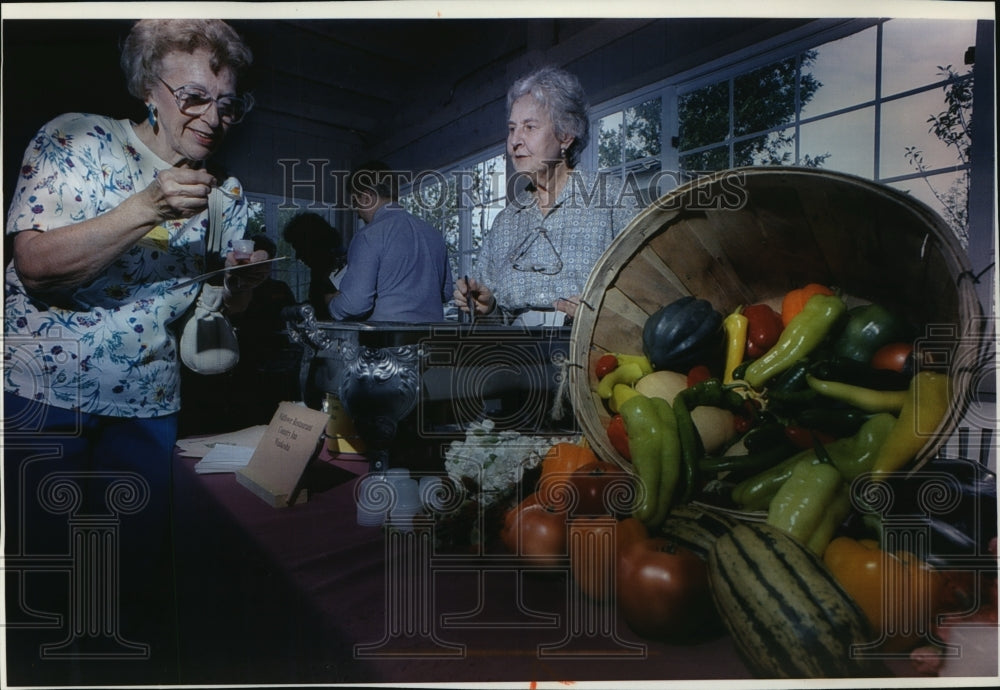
[147,103,158,128]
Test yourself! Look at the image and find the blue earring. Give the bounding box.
[147,103,158,128]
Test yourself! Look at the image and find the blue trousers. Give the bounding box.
[3,392,180,684]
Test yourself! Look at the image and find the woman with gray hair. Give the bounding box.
[455,65,640,323]
[3,19,266,683]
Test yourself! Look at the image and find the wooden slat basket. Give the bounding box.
[570,167,985,475]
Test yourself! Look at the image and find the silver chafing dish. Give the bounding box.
[282,305,575,472]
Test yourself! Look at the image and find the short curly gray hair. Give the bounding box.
[507,66,590,168]
[121,19,253,99]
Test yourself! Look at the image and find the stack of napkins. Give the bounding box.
[176,426,268,474]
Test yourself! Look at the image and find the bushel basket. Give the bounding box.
[569,167,984,475]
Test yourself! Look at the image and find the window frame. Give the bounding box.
[245,191,340,304]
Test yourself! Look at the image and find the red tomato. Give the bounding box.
[500,493,568,567]
[617,537,717,640]
[555,460,630,516]
[595,354,619,379]
[872,342,914,373]
[570,517,648,601]
[687,364,712,388]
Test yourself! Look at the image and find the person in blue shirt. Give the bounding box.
[328,161,454,322]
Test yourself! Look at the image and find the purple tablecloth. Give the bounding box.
[171,451,758,685]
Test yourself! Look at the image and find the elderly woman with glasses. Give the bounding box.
[455,65,640,324]
[3,19,262,682]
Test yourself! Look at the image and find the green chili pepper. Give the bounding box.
[794,407,871,438]
[805,484,851,555]
[745,294,847,390]
[766,459,844,550]
[809,356,911,391]
[769,358,813,393]
[698,441,799,479]
[620,395,665,523]
[731,359,752,381]
[731,448,818,511]
[742,421,790,452]
[805,374,908,413]
[870,371,951,477]
[649,396,681,527]
[671,397,701,505]
[732,413,897,508]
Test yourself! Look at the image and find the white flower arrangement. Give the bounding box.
[443,419,577,507]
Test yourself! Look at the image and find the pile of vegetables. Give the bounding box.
[569,284,998,675]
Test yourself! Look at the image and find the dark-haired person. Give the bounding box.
[328,161,454,322]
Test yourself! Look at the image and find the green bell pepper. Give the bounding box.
[832,302,908,364]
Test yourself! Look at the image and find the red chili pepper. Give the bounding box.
[687,364,712,388]
[595,354,619,380]
[606,414,631,460]
[743,303,784,359]
[784,424,838,450]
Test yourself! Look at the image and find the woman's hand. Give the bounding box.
[554,295,581,318]
[142,167,217,222]
[222,249,271,313]
[454,276,496,316]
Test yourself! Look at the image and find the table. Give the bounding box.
[170,437,1000,686]
[171,451,757,685]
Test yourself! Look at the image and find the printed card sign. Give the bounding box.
[236,402,329,507]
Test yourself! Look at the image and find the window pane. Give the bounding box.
[275,205,328,303]
[800,107,874,176]
[624,98,662,161]
[246,199,266,237]
[680,146,729,173]
[598,110,625,169]
[478,154,506,205]
[801,27,877,118]
[881,19,977,97]
[880,89,969,179]
[888,170,969,245]
[678,80,729,150]
[734,128,794,167]
[734,57,797,137]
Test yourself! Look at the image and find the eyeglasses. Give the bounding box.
[157,76,254,125]
[510,227,563,275]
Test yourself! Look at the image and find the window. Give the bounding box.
[597,96,663,172]
[405,18,983,274]
[673,18,978,243]
[245,192,339,303]
[400,149,506,280]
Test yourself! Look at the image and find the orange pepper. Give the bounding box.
[823,536,944,653]
[540,442,599,479]
[780,283,835,327]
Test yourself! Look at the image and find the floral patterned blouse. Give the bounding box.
[4,113,248,418]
